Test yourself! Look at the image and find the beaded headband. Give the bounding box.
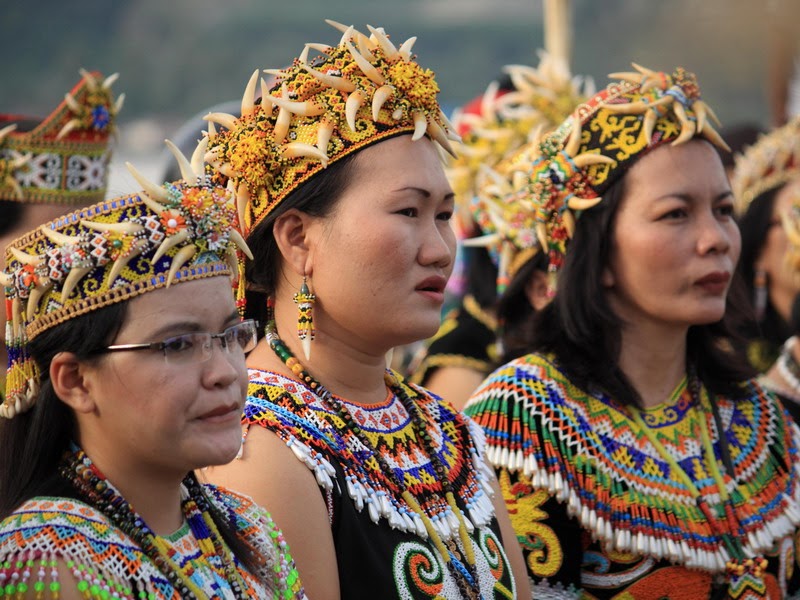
[0,69,123,205]
[204,20,459,236]
[731,116,800,214]
[467,64,728,293]
[1,140,251,419]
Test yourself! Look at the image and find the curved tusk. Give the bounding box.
[372,85,394,120]
[366,25,398,59]
[79,68,99,92]
[573,153,616,168]
[270,96,325,117]
[300,64,356,93]
[114,93,126,115]
[703,102,722,127]
[641,109,657,146]
[9,247,40,266]
[631,62,659,78]
[607,71,643,85]
[241,69,260,118]
[283,142,329,165]
[166,245,198,287]
[316,119,334,154]
[60,266,92,302]
[536,223,549,252]
[39,226,82,247]
[55,119,81,141]
[273,108,291,144]
[107,239,148,285]
[412,112,428,141]
[204,112,239,131]
[0,123,17,144]
[345,90,365,131]
[164,139,196,183]
[700,123,731,153]
[567,196,602,211]
[126,161,169,202]
[397,37,417,62]
[671,103,696,146]
[346,40,385,86]
[190,136,209,180]
[80,220,144,235]
[102,72,119,90]
[305,42,332,54]
[153,229,191,265]
[259,78,273,114]
[229,229,253,260]
[426,120,457,158]
[564,117,582,157]
[64,93,82,114]
[480,80,500,121]
[694,101,707,133]
[562,209,576,238]
[461,232,501,248]
[236,183,249,233]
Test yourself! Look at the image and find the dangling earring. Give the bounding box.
[293,275,316,361]
[754,269,768,323]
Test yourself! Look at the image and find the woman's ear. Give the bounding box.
[50,352,97,414]
[272,208,318,277]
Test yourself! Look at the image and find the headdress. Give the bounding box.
[204,20,459,236]
[731,116,800,214]
[1,140,251,418]
[467,64,728,292]
[0,69,123,205]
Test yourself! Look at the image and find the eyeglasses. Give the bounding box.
[97,319,258,365]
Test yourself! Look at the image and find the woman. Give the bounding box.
[465,64,800,598]
[0,142,304,599]
[204,21,529,600]
[733,116,800,371]
[0,69,121,397]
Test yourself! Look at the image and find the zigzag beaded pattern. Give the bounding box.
[244,368,497,541]
[0,489,304,599]
[464,353,800,571]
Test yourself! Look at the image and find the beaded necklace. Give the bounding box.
[776,336,800,393]
[266,321,485,600]
[629,377,768,587]
[60,445,251,600]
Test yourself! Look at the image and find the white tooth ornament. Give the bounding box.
[107,239,148,285]
[346,40,385,86]
[700,123,730,153]
[164,139,197,183]
[206,120,217,137]
[372,85,394,120]
[60,266,92,303]
[301,63,356,93]
[102,72,119,90]
[204,112,239,131]
[64,92,82,114]
[80,220,144,236]
[0,123,17,143]
[536,223,549,252]
[167,244,197,287]
[190,136,209,180]
[55,120,81,141]
[229,229,253,260]
[126,162,170,202]
[671,103,696,146]
[114,93,126,115]
[9,247,41,266]
[391,107,403,121]
[270,97,325,117]
[316,119,334,155]
[153,229,191,264]
[412,112,428,141]
[26,281,54,321]
[366,25,398,59]
[562,208,576,237]
[79,68,99,92]
[236,183,250,232]
[305,42,332,54]
[298,44,311,65]
[573,153,615,168]
[567,196,602,211]
[259,79,273,114]
[241,69,260,118]
[641,109,657,145]
[284,142,329,165]
[426,121,457,158]
[694,101,707,133]
[356,35,376,62]
[461,232,501,248]
[397,37,417,62]
[345,90,366,131]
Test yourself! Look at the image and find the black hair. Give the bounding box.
[735,185,792,346]
[497,251,548,362]
[463,246,499,309]
[0,301,263,575]
[527,173,755,407]
[244,153,358,329]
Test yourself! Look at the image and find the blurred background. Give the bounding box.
[0,0,770,194]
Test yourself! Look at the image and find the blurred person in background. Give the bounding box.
[0,70,122,398]
[732,117,800,371]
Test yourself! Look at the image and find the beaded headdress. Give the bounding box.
[1,140,251,418]
[467,64,728,293]
[0,69,123,205]
[204,20,459,236]
[731,116,800,214]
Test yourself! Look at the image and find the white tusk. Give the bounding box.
[241,69,260,117]
[164,139,196,183]
[126,161,169,202]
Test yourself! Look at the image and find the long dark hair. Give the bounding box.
[736,185,792,346]
[497,251,548,362]
[527,174,755,407]
[0,302,263,574]
[244,153,358,330]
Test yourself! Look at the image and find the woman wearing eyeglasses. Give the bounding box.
[0,144,305,599]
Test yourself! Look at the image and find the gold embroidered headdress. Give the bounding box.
[731,116,800,215]
[204,20,458,236]
[467,64,728,293]
[1,141,251,418]
[0,69,123,205]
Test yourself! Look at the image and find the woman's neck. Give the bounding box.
[617,319,688,409]
[249,301,390,405]
[76,436,185,536]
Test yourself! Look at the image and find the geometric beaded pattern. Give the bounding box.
[243,368,499,543]
[0,487,304,599]
[0,70,120,205]
[464,353,800,576]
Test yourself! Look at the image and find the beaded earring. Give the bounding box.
[293,275,316,361]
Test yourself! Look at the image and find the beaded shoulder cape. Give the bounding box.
[244,368,517,600]
[464,353,800,598]
[0,485,304,600]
